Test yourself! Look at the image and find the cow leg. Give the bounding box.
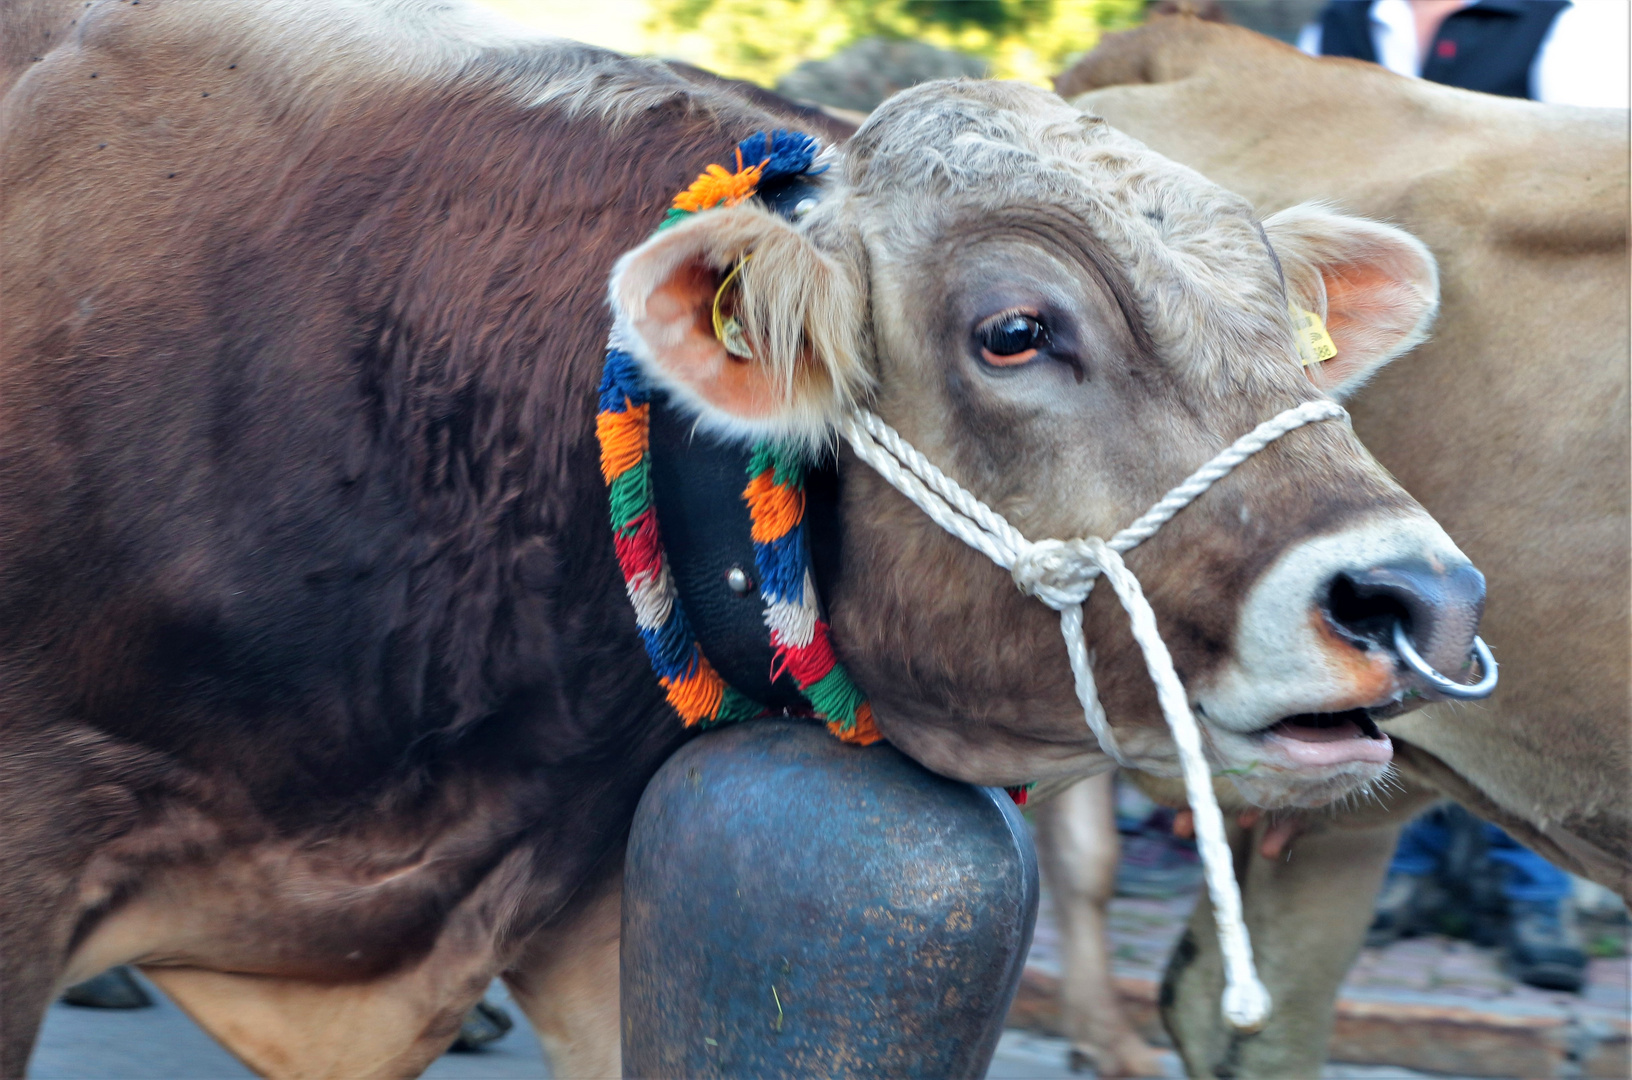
[0,838,70,1079]
[0,724,149,1078]
[0,817,77,1079]
[142,949,495,1079]
[1034,773,1162,1078]
[503,866,622,1080]
[1160,809,1415,1079]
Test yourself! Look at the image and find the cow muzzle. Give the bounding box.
[1196,515,1491,798]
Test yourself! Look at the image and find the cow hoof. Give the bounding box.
[622,718,1039,1080]
[447,999,514,1052]
[60,967,154,1009]
[1068,1040,1164,1078]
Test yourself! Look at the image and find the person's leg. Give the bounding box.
[1369,806,1449,944]
[58,967,153,1010]
[1487,826,1573,903]
[1485,826,1586,991]
[1388,810,1449,876]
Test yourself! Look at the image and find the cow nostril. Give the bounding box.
[1323,572,1413,650]
[1321,560,1487,684]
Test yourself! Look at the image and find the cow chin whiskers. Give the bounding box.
[1221,752,1396,811]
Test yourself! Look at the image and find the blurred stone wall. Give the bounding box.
[774,38,988,114]
[772,2,1328,115]
[1216,0,1326,44]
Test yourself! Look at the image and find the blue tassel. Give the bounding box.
[639,605,698,680]
[752,528,808,605]
[739,130,823,183]
[599,349,648,412]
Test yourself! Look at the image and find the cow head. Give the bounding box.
[611,81,1485,809]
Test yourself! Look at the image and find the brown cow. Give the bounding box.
[3,2,1492,1076]
[1039,16,1630,1078]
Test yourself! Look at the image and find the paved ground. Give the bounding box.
[1026,889,1631,1028]
[1014,878,1630,1080]
[27,841,1626,1078]
[28,895,1626,1078]
[32,973,1446,1080]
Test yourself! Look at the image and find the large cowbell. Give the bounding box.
[622,719,1039,1078]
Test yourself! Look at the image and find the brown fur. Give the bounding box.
[0,1,835,1072]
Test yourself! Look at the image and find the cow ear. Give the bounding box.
[609,204,870,447]
[1263,204,1439,399]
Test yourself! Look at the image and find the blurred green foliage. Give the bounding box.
[646,0,1144,86]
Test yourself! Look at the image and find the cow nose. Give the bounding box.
[1323,560,1487,691]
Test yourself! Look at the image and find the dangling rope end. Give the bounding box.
[1223,976,1273,1032]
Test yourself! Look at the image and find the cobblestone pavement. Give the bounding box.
[27,886,1627,1078]
[1020,880,1630,1079]
[31,971,1453,1080]
[1029,886,1630,1020]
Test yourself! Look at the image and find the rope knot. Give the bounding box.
[1010,538,1104,610]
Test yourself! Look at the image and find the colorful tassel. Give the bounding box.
[672,149,764,214]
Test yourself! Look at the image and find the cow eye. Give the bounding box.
[976,311,1045,367]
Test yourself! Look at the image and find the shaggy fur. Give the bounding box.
[0,1,846,1072]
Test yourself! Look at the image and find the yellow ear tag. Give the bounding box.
[712,255,754,359]
[1290,304,1338,366]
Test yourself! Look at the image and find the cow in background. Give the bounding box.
[1038,17,1628,1078]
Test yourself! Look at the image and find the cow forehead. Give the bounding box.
[848,80,1252,227]
[841,81,1295,386]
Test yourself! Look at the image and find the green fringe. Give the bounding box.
[746,440,806,490]
[805,666,866,729]
[608,458,651,534]
[657,207,692,232]
[712,685,762,727]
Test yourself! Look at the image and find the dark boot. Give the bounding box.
[1367,873,1438,947]
[59,967,153,1009]
[1506,900,1587,992]
[447,998,514,1052]
[1433,805,1497,941]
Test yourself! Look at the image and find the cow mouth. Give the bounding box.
[1255,707,1392,767]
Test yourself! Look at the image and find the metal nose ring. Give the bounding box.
[1392,621,1499,699]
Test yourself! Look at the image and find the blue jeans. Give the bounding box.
[1390,814,1571,904]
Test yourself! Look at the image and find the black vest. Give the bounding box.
[1319,0,1570,99]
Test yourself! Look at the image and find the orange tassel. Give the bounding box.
[596,402,649,483]
[672,150,765,214]
[744,472,805,543]
[661,653,726,725]
[829,702,883,746]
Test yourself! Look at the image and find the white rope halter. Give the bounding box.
[838,396,1348,1031]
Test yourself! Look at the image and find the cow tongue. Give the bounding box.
[1264,713,1392,765]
